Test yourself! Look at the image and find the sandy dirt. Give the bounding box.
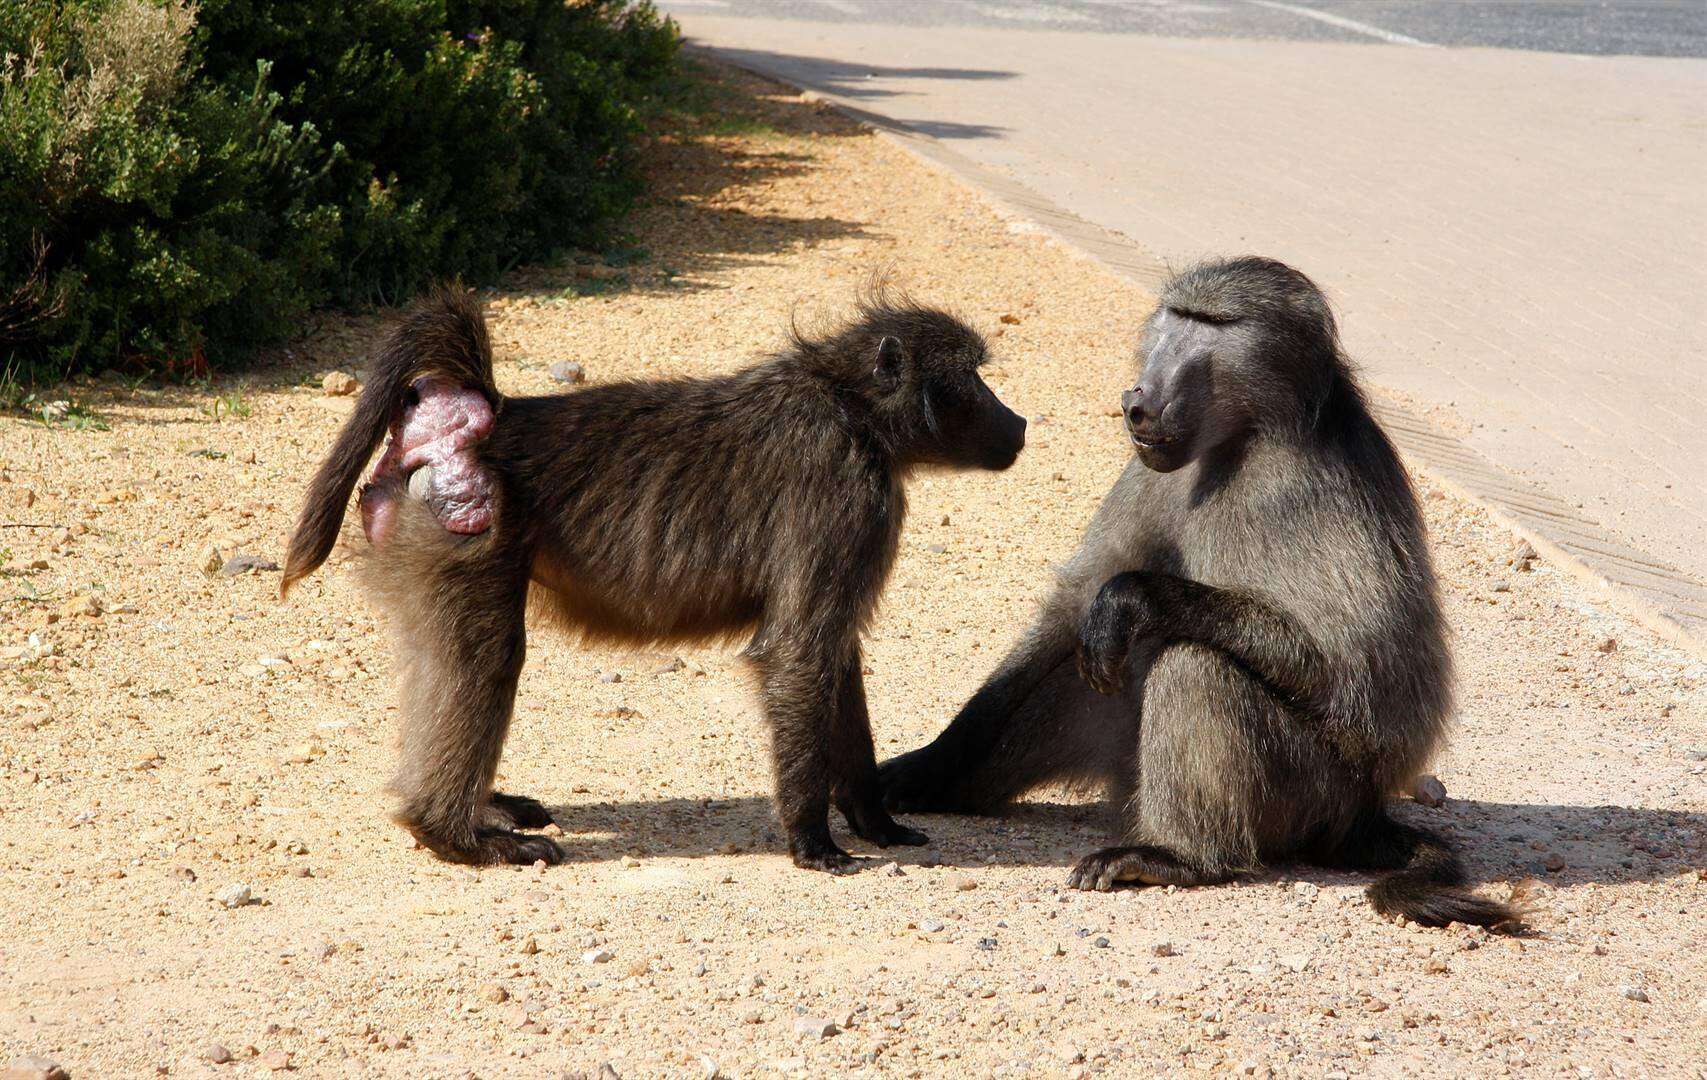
[0,64,1703,1079]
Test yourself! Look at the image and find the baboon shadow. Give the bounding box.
[537,793,1707,889]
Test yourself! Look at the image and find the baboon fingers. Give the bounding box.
[1067,845,1217,892]
[836,794,929,848]
[484,791,555,830]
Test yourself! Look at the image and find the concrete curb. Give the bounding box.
[701,48,1707,658]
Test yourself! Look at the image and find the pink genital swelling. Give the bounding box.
[361,377,496,542]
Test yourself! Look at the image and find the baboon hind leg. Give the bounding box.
[390,567,560,866]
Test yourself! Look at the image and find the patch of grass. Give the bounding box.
[560,273,632,300]
[649,58,787,139]
[601,243,651,268]
[202,394,252,422]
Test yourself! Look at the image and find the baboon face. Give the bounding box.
[874,322,1026,472]
[1123,309,1251,473]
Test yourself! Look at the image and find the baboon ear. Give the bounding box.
[873,336,903,391]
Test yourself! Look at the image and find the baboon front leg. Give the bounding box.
[830,658,928,849]
[879,619,1077,814]
[391,572,560,866]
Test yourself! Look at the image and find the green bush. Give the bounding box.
[0,0,678,378]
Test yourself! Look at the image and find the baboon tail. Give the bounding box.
[280,285,497,598]
[1341,810,1522,931]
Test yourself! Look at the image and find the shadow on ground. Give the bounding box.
[532,792,1707,890]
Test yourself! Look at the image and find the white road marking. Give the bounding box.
[1244,0,1436,47]
[972,3,1096,25]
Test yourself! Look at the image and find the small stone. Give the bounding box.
[1543,853,1567,873]
[880,861,905,877]
[651,656,685,674]
[697,1056,721,1080]
[321,371,358,396]
[599,671,622,684]
[1623,986,1650,1003]
[500,1002,530,1030]
[378,1033,409,1051]
[621,855,641,868]
[999,313,1021,325]
[238,449,257,464]
[203,1044,233,1064]
[219,553,279,577]
[198,544,226,576]
[58,594,101,620]
[215,883,253,908]
[519,935,539,955]
[259,1049,291,1071]
[925,543,947,554]
[479,983,509,1003]
[3,1057,68,1080]
[920,920,945,934]
[740,1009,762,1024]
[583,947,613,964]
[1595,637,1617,654]
[173,867,197,882]
[793,1017,838,1040]
[1507,539,1538,570]
[1293,881,1319,898]
[1412,774,1447,808]
[1150,942,1178,958]
[953,874,977,891]
[1424,955,1450,974]
[549,361,587,385]
[1093,936,1110,949]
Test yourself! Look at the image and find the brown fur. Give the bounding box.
[283,285,1026,871]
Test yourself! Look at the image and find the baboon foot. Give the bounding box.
[837,793,928,848]
[409,823,564,867]
[787,826,864,875]
[877,747,975,815]
[1066,845,1219,892]
[484,791,555,830]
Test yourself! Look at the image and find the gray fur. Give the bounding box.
[881,256,1518,928]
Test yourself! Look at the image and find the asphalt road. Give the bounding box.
[663,1,1707,58]
[664,0,1707,625]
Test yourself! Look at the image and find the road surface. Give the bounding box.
[663,0,1707,632]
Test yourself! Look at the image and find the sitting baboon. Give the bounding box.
[880,257,1518,928]
[282,286,1026,871]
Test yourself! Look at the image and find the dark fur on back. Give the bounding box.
[283,285,1025,871]
[881,256,1518,929]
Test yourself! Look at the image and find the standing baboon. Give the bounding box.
[282,286,1026,872]
[880,257,1518,928]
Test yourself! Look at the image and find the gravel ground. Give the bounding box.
[0,64,1703,1079]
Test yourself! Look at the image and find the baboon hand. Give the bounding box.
[1077,572,1160,695]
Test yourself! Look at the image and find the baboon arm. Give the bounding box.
[1085,571,1354,752]
[944,615,1077,750]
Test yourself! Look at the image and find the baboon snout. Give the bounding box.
[1123,387,1161,429]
